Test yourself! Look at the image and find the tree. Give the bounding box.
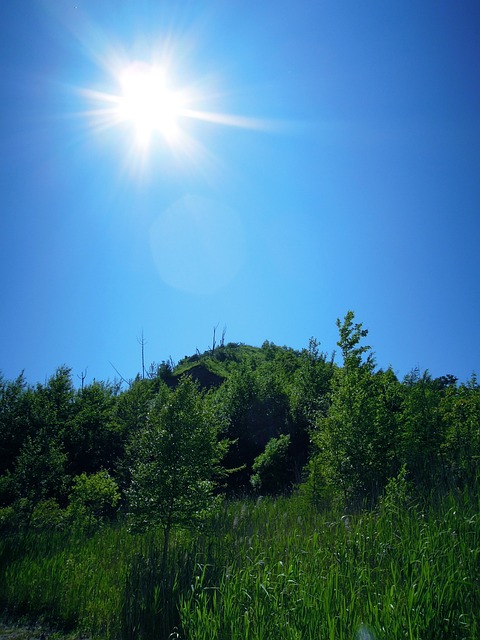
[250,434,291,494]
[127,376,228,573]
[216,355,292,491]
[440,374,480,488]
[310,312,399,505]
[13,428,69,511]
[35,366,76,432]
[115,377,170,493]
[64,380,119,477]
[400,369,446,489]
[288,338,334,477]
[0,372,31,475]
[215,361,265,489]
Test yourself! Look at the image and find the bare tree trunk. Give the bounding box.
[211,323,219,354]
[77,368,87,391]
[138,331,146,379]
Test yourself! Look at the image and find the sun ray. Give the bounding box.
[45,3,278,169]
[180,108,278,131]
[70,40,281,178]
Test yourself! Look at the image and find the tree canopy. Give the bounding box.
[0,313,479,533]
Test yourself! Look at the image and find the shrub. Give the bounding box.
[67,471,120,528]
[250,434,291,494]
[30,498,67,530]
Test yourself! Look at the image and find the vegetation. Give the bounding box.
[0,489,478,639]
[127,376,228,573]
[0,312,479,638]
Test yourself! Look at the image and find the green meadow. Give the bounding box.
[1,488,478,640]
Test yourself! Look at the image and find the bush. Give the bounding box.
[0,498,32,534]
[0,472,16,507]
[250,434,291,494]
[378,464,414,517]
[67,471,120,528]
[298,455,336,512]
[30,498,67,530]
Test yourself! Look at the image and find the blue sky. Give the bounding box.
[1,0,479,385]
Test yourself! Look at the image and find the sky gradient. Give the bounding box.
[1,1,480,385]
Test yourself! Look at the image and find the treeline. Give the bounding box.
[0,311,479,531]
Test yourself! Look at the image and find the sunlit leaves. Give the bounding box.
[127,376,228,537]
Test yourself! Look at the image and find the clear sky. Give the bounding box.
[1,0,479,385]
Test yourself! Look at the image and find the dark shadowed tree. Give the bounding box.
[64,380,119,477]
[0,372,31,476]
[13,428,69,512]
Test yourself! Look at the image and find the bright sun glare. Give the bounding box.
[79,48,275,171]
[117,61,183,145]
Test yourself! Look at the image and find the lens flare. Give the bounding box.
[149,195,246,294]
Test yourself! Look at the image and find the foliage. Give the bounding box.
[0,372,30,475]
[0,471,16,507]
[378,464,414,519]
[440,375,480,487]
[250,434,292,494]
[1,490,478,640]
[127,376,228,570]
[288,338,334,467]
[311,312,400,505]
[216,352,297,491]
[13,429,69,508]
[298,454,337,512]
[30,498,67,531]
[67,471,120,527]
[0,311,479,526]
[400,368,446,489]
[64,381,120,477]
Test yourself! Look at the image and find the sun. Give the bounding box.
[77,49,275,172]
[116,61,184,146]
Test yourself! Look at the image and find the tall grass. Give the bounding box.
[0,524,217,639]
[0,489,479,639]
[181,491,480,640]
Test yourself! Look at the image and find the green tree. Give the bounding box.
[439,374,480,488]
[1,368,74,514]
[33,366,76,434]
[310,312,399,505]
[215,362,265,489]
[64,381,119,477]
[250,434,291,494]
[0,373,31,476]
[216,354,293,491]
[68,470,120,527]
[115,377,170,493]
[127,376,228,573]
[288,338,334,476]
[400,369,446,489]
[13,428,69,514]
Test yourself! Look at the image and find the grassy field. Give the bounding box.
[0,488,479,640]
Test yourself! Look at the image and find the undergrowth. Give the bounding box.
[0,488,478,640]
